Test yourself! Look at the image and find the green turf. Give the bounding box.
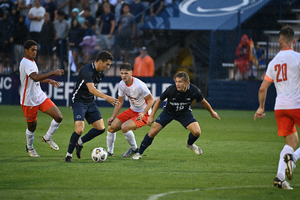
[0,105,299,200]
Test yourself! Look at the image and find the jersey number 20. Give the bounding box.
[275,63,287,82]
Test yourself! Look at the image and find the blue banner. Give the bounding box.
[0,75,174,107]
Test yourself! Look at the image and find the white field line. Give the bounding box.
[148,184,300,200]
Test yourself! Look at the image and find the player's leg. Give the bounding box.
[107,118,122,156]
[132,122,162,160]
[22,105,39,157]
[284,133,298,180]
[186,122,203,155]
[42,99,63,150]
[120,119,139,157]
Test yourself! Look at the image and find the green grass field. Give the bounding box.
[0,105,299,200]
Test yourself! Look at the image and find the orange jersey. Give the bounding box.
[133,55,155,77]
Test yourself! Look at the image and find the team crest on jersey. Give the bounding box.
[76,115,81,119]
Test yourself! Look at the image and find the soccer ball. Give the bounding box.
[91,147,108,162]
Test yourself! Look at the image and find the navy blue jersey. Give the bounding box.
[160,84,204,115]
[72,63,104,103]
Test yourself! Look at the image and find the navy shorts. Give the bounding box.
[72,101,102,124]
[155,110,197,128]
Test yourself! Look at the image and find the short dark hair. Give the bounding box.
[96,50,114,62]
[173,71,190,84]
[279,25,294,43]
[120,62,132,71]
[24,40,37,50]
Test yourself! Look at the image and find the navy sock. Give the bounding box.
[187,132,199,146]
[67,131,80,154]
[81,128,105,144]
[139,133,154,155]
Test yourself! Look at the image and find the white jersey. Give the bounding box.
[266,49,300,110]
[118,77,152,114]
[19,57,47,106]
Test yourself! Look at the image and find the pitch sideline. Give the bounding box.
[148,184,300,200]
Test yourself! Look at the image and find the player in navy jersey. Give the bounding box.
[65,50,119,162]
[132,71,221,160]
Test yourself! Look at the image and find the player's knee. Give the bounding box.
[121,124,131,133]
[192,131,201,137]
[107,126,114,133]
[55,114,63,123]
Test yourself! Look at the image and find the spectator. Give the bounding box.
[96,0,114,20]
[254,41,266,80]
[0,10,14,74]
[56,0,69,17]
[133,46,154,77]
[69,7,84,25]
[68,18,84,72]
[54,10,69,70]
[114,0,123,27]
[11,15,29,74]
[99,2,115,53]
[129,0,145,51]
[28,0,45,44]
[0,0,16,18]
[80,21,96,65]
[117,3,135,62]
[83,7,96,31]
[149,0,164,17]
[40,12,55,72]
[42,0,57,22]
[233,34,251,81]
[18,0,34,17]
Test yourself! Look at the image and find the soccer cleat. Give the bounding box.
[75,144,83,159]
[107,151,114,156]
[186,143,203,155]
[65,156,72,162]
[42,136,59,151]
[122,148,139,157]
[284,153,296,180]
[26,145,40,157]
[273,177,293,190]
[132,153,142,160]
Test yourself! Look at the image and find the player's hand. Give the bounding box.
[136,112,145,122]
[211,111,221,120]
[107,96,119,107]
[254,107,266,120]
[48,79,60,88]
[147,116,154,126]
[107,117,115,126]
[53,69,64,76]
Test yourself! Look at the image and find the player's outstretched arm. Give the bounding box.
[30,69,64,82]
[147,98,162,126]
[108,96,124,125]
[254,79,271,120]
[86,83,119,106]
[137,93,155,121]
[200,98,221,120]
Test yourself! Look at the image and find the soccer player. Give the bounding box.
[65,50,119,162]
[106,63,154,157]
[20,40,64,157]
[254,25,300,190]
[132,71,221,160]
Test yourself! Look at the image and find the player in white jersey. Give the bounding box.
[254,25,300,190]
[20,40,64,157]
[106,63,154,157]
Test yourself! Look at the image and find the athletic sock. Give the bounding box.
[139,133,154,155]
[67,131,80,154]
[26,129,34,149]
[187,132,199,146]
[293,147,300,163]
[81,128,105,144]
[44,119,61,140]
[123,130,138,150]
[106,131,116,154]
[277,144,294,180]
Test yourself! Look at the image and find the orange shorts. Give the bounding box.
[117,108,149,129]
[274,109,300,136]
[21,98,55,122]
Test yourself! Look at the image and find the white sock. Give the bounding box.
[26,129,34,149]
[44,119,61,140]
[106,131,116,154]
[293,147,300,163]
[66,152,72,157]
[277,144,294,180]
[78,138,83,146]
[123,130,137,150]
